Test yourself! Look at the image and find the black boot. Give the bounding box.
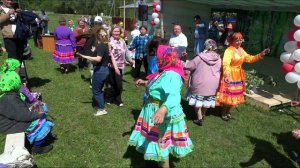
[193,119,203,126]
[31,144,53,155]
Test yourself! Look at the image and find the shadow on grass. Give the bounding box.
[273,132,300,164]
[240,136,297,168]
[123,67,135,77]
[66,64,77,73]
[80,74,90,83]
[206,106,222,118]
[122,109,140,137]
[123,146,159,168]
[181,98,196,120]
[123,146,180,168]
[28,77,51,88]
[277,108,300,121]
[123,68,147,80]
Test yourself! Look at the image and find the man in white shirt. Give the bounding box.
[126,22,140,67]
[169,23,188,61]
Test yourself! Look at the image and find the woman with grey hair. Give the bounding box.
[184,39,221,126]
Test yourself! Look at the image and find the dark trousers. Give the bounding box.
[134,58,148,79]
[4,38,26,61]
[32,28,41,47]
[76,46,87,69]
[106,68,123,104]
[4,38,28,82]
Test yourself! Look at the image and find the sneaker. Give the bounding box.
[31,144,53,155]
[94,109,108,116]
[119,103,124,107]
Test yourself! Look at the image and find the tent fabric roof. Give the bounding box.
[119,2,153,9]
[186,0,300,12]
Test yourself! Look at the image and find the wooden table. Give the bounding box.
[41,35,55,52]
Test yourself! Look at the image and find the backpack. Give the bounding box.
[14,11,37,40]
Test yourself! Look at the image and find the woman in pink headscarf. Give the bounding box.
[128,45,193,167]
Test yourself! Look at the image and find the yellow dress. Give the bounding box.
[216,46,263,106]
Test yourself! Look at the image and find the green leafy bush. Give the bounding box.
[245,69,276,94]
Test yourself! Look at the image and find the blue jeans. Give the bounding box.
[194,38,205,56]
[92,66,109,110]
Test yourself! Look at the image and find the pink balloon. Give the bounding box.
[282,63,295,74]
[288,30,296,41]
[153,2,157,8]
[297,42,300,48]
[151,20,156,26]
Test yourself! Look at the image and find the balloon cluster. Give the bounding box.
[281,15,300,88]
[151,1,161,26]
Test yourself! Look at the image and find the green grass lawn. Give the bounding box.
[0,14,300,167]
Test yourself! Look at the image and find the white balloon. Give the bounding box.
[284,41,298,52]
[297,80,300,89]
[154,18,160,24]
[295,63,300,73]
[294,29,300,41]
[294,15,300,27]
[156,5,161,11]
[152,12,158,19]
[285,72,300,83]
[280,52,293,63]
[293,49,300,61]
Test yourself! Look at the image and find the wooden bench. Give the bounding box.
[245,89,291,110]
[4,132,26,153]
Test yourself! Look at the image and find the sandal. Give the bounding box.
[60,66,65,73]
[227,113,231,119]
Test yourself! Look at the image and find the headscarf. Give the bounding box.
[0,58,21,75]
[0,71,24,100]
[146,45,185,81]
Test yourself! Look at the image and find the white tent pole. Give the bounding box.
[160,0,164,38]
[123,0,126,31]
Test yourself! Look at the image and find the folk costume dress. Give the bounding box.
[216,46,263,106]
[52,26,76,64]
[129,46,193,161]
